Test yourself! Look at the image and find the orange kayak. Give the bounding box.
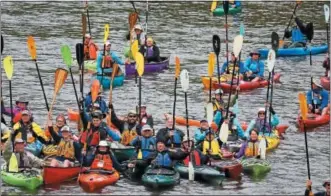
[297,113,330,132]
[43,166,82,185]
[78,170,120,192]
[320,76,330,91]
[68,108,80,121]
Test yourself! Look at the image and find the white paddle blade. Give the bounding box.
[219,123,229,143]
[188,161,195,181]
[206,102,214,126]
[324,5,330,23]
[233,35,244,57]
[180,69,189,92]
[259,138,267,160]
[266,49,276,72]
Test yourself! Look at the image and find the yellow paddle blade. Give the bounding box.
[208,52,215,77]
[211,0,217,12]
[137,149,143,159]
[135,52,145,76]
[104,24,110,44]
[82,14,87,37]
[54,68,68,95]
[298,92,308,120]
[3,56,14,80]
[27,36,37,60]
[91,80,100,103]
[8,153,18,172]
[131,40,139,60]
[175,56,180,78]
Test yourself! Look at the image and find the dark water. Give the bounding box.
[1,1,330,195]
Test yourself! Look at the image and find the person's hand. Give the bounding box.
[108,103,113,110]
[47,113,52,127]
[306,179,312,188]
[308,104,313,110]
[224,119,229,124]
[236,86,240,91]
[246,71,252,77]
[125,60,130,65]
[128,163,135,168]
[207,149,212,155]
[169,130,174,136]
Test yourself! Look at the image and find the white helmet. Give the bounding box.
[258,108,265,113]
[98,140,108,147]
[134,24,143,31]
[182,135,193,143]
[215,89,223,95]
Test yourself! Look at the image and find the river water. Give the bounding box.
[0,1,330,195]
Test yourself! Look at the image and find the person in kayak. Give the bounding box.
[322,54,330,77]
[198,130,223,160]
[283,16,311,48]
[180,136,209,166]
[243,50,265,82]
[194,119,209,145]
[212,89,225,114]
[130,124,156,160]
[234,129,262,159]
[306,79,329,116]
[156,117,185,148]
[220,52,245,75]
[3,137,44,172]
[109,104,140,145]
[139,37,161,63]
[84,33,99,60]
[131,24,146,46]
[305,179,330,196]
[139,105,154,128]
[4,98,31,124]
[45,114,66,144]
[79,110,121,166]
[84,90,108,114]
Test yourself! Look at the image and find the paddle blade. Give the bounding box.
[223,1,229,15]
[61,45,72,68]
[266,49,276,72]
[131,40,139,61]
[8,153,18,172]
[180,69,189,92]
[271,32,279,52]
[206,102,214,126]
[129,12,139,30]
[3,56,14,80]
[208,52,215,77]
[219,123,229,143]
[233,35,244,57]
[135,52,145,76]
[1,35,3,54]
[259,137,267,160]
[91,80,101,103]
[188,161,195,181]
[54,68,68,94]
[324,5,330,23]
[175,56,180,78]
[212,35,221,56]
[240,23,245,36]
[298,92,308,120]
[210,0,217,12]
[76,43,84,66]
[82,14,87,37]
[104,24,110,44]
[27,36,37,60]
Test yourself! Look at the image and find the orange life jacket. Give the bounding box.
[244,141,259,157]
[102,55,114,68]
[80,129,100,147]
[183,150,201,166]
[84,42,98,60]
[90,153,113,171]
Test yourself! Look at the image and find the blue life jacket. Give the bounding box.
[292,28,307,43]
[154,151,172,167]
[139,136,156,159]
[166,129,182,146]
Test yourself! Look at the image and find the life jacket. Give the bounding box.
[8,152,30,172]
[183,150,201,166]
[137,136,156,159]
[154,151,172,167]
[247,59,260,74]
[90,153,114,171]
[13,121,40,144]
[212,99,224,113]
[202,139,222,158]
[291,28,307,43]
[56,139,75,160]
[121,123,138,146]
[140,114,152,126]
[254,118,272,133]
[227,61,240,73]
[84,42,98,60]
[80,126,104,147]
[102,55,114,68]
[312,90,323,106]
[146,46,154,58]
[244,141,259,157]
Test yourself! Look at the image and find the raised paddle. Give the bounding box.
[131,40,139,61]
[135,52,145,124]
[208,52,215,102]
[129,12,139,44]
[3,56,14,126]
[49,68,68,116]
[219,35,243,143]
[171,56,181,147]
[130,1,141,22]
[269,32,279,129]
[223,1,230,74]
[101,24,110,91]
[210,0,217,12]
[76,43,84,99]
[27,36,49,112]
[236,23,245,86]
[84,1,92,37]
[324,5,330,54]
[212,35,221,85]
[91,79,100,104]
[206,102,213,166]
[180,69,194,181]
[1,35,3,54]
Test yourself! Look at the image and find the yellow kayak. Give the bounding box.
[259,131,280,152]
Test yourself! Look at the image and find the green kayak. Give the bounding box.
[240,158,271,178]
[1,166,43,190]
[73,60,97,72]
[174,163,225,185]
[142,166,180,189]
[108,141,136,162]
[213,6,242,16]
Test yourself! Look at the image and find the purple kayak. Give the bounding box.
[125,57,169,75]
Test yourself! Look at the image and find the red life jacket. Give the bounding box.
[90,154,113,171]
[80,129,100,146]
[183,150,201,166]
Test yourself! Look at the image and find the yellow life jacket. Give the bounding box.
[244,141,260,157]
[57,140,75,160]
[227,62,239,74]
[12,122,47,144]
[121,123,138,146]
[8,153,19,172]
[212,100,223,113]
[202,140,222,158]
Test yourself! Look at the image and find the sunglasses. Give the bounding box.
[128,115,137,118]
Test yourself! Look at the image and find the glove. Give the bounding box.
[284,28,291,38]
[109,103,114,110]
[230,113,236,119]
[269,106,276,115]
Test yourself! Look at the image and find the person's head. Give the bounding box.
[257,108,266,119]
[312,79,323,90]
[140,105,147,116]
[141,124,153,137]
[181,136,194,151]
[156,141,166,152]
[60,125,72,140]
[127,110,137,124]
[91,110,104,127]
[55,114,66,128]
[21,110,31,123]
[97,140,109,153]
[146,37,154,47]
[16,98,28,110]
[165,118,173,128]
[206,130,215,141]
[249,129,259,141]
[134,24,143,35]
[323,180,330,194]
[215,89,223,101]
[14,138,25,153]
[200,119,209,130]
[105,41,111,52]
[85,34,91,44]
[250,50,261,61]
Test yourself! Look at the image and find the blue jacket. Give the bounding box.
[244,57,265,78]
[291,28,307,43]
[194,128,208,144]
[245,114,280,139]
[130,136,156,159]
[220,61,245,75]
[84,94,108,114]
[233,1,241,7]
[96,51,125,75]
[306,89,329,110]
[214,110,245,139]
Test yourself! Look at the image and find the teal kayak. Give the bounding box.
[1,166,43,190]
[108,142,136,162]
[240,158,271,178]
[213,6,242,16]
[142,167,180,188]
[94,74,125,89]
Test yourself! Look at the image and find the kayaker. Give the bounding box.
[139,37,161,63]
[180,136,209,166]
[245,107,279,139]
[306,79,329,116]
[80,110,121,166]
[131,24,146,46]
[322,55,330,77]
[4,98,32,124]
[198,130,223,160]
[243,50,265,82]
[212,89,225,114]
[156,117,185,148]
[45,113,66,144]
[139,105,154,128]
[234,129,262,159]
[284,16,311,48]
[3,137,44,172]
[109,104,140,145]
[84,33,99,60]
[230,1,241,8]
[305,179,330,196]
[84,91,108,114]
[130,124,156,160]
[194,119,209,145]
[220,52,245,75]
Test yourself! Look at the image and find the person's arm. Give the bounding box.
[234,142,247,159]
[31,123,48,144]
[258,61,265,78]
[194,129,206,143]
[105,126,121,141]
[233,118,246,139]
[155,128,168,143]
[27,151,44,168]
[269,106,280,127]
[74,142,82,162]
[146,116,154,128]
[294,17,307,34]
[244,58,251,72]
[111,52,124,65]
[110,150,127,172]
[169,150,189,160]
[3,135,14,162]
[306,91,313,105]
[320,90,329,110]
[130,136,139,146]
[109,104,124,133]
[239,62,245,74]
[48,126,62,144]
[245,119,256,139]
[96,53,103,74]
[99,99,109,114]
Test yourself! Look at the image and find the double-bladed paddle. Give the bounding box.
[223,1,230,74]
[171,56,181,147]
[206,102,213,166]
[135,52,145,124]
[208,52,215,102]
[3,56,14,126]
[76,43,84,98]
[212,35,221,85]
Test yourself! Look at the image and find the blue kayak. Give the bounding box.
[95,74,125,89]
[259,44,328,58]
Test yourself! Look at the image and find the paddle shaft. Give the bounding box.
[209,77,212,102]
[236,52,241,85]
[268,69,275,128]
[208,127,211,166]
[86,8,92,37]
[9,81,13,126]
[326,22,330,54]
[225,58,237,119]
[282,3,299,40]
[184,92,190,148]
[263,72,272,135]
[309,49,315,113]
[101,44,106,89]
[216,53,221,85]
[34,59,50,111]
[69,68,80,110]
[130,1,141,22]
[172,78,177,130]
[225,14,230,74]
[146,0,149,34]
[303,123,311,179]
[139,76,142,124]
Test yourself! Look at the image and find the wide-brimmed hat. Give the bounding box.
[60,125,72,133]
[134,24,143,31]
[91,110,106,119]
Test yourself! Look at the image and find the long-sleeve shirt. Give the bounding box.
[110,106,140,135]
[306,89,329,110]
[96,51,125,75]
[245,114,280,139]
[244,57,265,78]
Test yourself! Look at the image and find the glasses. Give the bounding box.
[57,120,65,123]
[128,115,136,118]
[258,112,265,115]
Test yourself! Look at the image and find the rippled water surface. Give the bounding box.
[1,1,330,195]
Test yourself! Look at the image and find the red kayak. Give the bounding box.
[43,166,82,185]
[297,113,330,131]
[210,159,243,179]
[78,170,120,192]
[213,73,281,93]
[320,76,330,90]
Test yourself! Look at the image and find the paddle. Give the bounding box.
[219,35,243,143]
[130,1,141,22]
[298,92,311,180]
[3,56,14,126]
[27,36,50,111]
[236,23,245,86]
[135,52,145,124]
[76,43,84,99]
[212,35,221,85]
[208,52,215,102]
[172,56,181,147]
[84,1,92,37]
[180,69,194,181]
[211,0,217,12]
[49,68,68,116]
[305,22,315,113]
[100,24,110,91]
[146,0,149,34]
[129,12,139,45]
[223,1,230,74]
[324,5,330,54]
[1,35,3,54]
[61,45,80,111]
[206,102,213,166]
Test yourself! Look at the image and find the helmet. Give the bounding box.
[91,110,105,119]
[258,108,265,113]
[141,124,152,132]
[215,89,223,95]
[98,140,108,147]
[134,24,143,31]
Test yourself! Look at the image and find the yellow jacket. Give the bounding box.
[11,122,48,144]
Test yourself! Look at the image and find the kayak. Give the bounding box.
[174,163,225,185]
[142,167,180,188]
[259,44,328,58]
[108,141,136,162]
[125,57,169,76]
[210,159,243,179]
[123,160,149,180]
[94,74,125,89]
[212,73,281,93]
[43,166,82,185]
[73,59,97,72]
[240,158,271,178]
[224,140,243,153]
[320,76,330,90]
[213,6,242,16]
[259,135,280,152]
[297,113,330,131]
[1,165,43,190]
[78,169,120,192]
